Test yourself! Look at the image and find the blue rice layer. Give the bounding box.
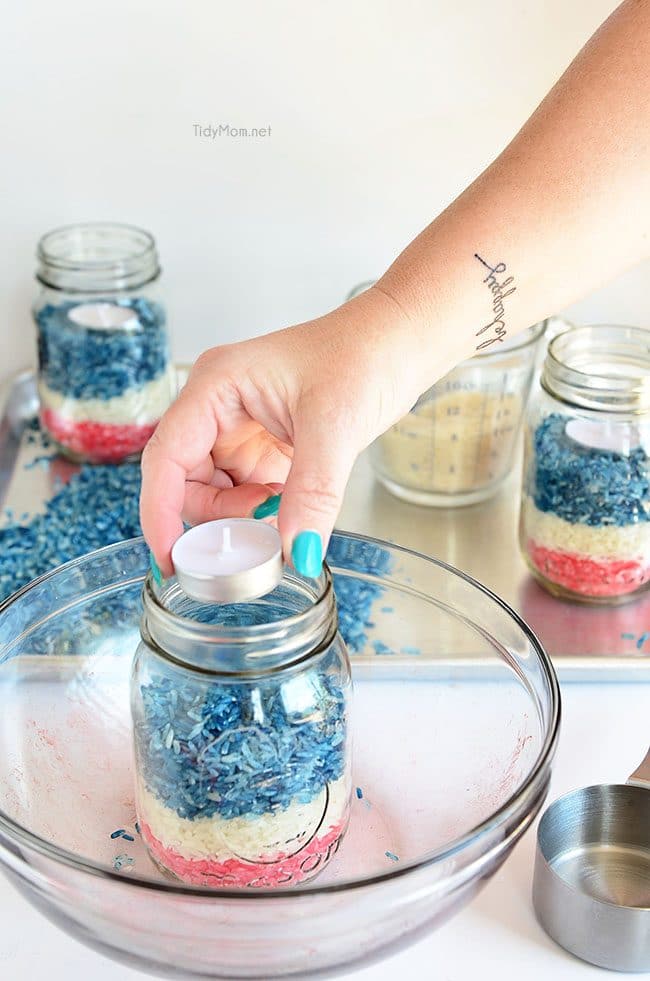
[530,413,650,527]
[135,661,347,821]
[36,298,169,400]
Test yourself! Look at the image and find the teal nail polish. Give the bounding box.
[149,552,163,586]
[252,493,282,520]
[291,530,323,578]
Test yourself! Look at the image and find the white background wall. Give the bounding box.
[2,0,647,379]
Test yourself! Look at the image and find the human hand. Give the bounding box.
[140,286,420,578]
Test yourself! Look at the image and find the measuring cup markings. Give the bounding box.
[374,357,534,500]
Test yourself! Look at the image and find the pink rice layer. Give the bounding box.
[41,408,157,463]
[527,540,650,597]
[141,819,346,888]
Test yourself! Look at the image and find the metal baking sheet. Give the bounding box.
[2,369,650,682]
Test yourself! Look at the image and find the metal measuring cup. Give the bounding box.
[533,748,650,971]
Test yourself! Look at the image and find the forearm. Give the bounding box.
[377,0,650,392]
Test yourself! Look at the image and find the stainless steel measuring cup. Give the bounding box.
[533,748,650,971]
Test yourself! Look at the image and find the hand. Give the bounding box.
[140,287,418,578]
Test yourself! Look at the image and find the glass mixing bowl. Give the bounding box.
[0,533,559,979]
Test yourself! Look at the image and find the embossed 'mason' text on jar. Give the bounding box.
[131,562,353,889]
[520,324,650,604]
[34,222,175,464]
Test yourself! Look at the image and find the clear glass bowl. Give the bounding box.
[0,533,560,979]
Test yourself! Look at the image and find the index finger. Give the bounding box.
[140,390,218,575]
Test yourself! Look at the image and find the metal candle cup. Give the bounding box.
[171,518,283,604]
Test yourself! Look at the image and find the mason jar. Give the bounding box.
[34,222,175,464]
[347,283,547,506]
[520,324,650,604]
[131,563,353,888]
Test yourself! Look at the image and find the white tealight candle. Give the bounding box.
[68,302,140,330]
[171,518,283,604]
[565,418,639,454]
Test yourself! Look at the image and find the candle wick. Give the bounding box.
[221,526,233,553]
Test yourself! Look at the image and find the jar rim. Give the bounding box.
[141,565,338,677]
[36,222,160,292]
[542,323,650,413]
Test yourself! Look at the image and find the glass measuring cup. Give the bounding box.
[348,281,547,506]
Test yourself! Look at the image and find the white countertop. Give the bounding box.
[2,453,649,979]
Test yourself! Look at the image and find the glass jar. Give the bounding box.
[34,222,175,464]
[131,563,353,889]
[347,283,546,506]
[520,324,650,604]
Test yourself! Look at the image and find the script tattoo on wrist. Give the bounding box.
[474,253,517,350]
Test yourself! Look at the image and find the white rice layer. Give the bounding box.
[137,776,350,862]
[39,369,175,425]
[521,497,650,561]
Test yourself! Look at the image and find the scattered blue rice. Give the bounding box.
[110,828,135,842]
[373,640,392,655]
[113,854,135,872]
[385,851,399,862]
[134,649,348,821]
[0,444,142,603]
[530,413,650,527]
[326,537,392,653]
[355,787,363,799]
[36,298,169,400]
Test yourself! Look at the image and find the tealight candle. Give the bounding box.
[171,518,283,603]
[565,418,639,454]
[67,302,140,330]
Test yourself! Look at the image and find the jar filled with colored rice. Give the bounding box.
[33,222,175,464]
[131,561,352,888]
[520,324,650,604]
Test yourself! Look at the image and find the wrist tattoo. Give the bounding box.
[474,253,517,350]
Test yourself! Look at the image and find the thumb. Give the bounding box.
[278,414,359,578]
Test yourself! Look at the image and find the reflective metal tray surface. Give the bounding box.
[2,369,649,681]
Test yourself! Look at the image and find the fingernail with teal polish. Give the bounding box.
[291,530,323,578]
[149,552,163,586]
[252,493,282,520]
